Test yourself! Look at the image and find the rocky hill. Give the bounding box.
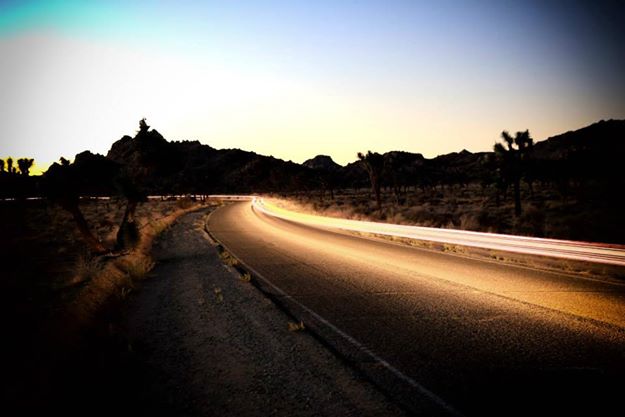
[27,118,624,198]
[303,155,342,171]
[105,125,317,194]
[533,119,625,160]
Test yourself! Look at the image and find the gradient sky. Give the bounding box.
[1,0,624,172]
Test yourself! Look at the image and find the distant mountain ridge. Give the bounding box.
[105,128,313,194]
[533,119,625,160]
[303,119,624,189]
[27,118,623,198]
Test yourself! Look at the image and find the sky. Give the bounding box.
[1,0,624,173]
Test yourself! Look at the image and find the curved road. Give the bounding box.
[208,202,625,416]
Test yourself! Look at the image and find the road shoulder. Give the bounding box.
[124,209,406,416]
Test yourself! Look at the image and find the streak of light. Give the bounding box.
[251,197,625,267]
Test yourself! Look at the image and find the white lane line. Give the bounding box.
[208,202,465,417]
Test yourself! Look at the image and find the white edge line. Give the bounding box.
[207,201,465,417]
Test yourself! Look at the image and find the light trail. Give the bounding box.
[207,195,255,201]
[208,200,625,415]
[250,197,625,267]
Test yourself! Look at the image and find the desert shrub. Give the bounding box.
[459,212,480,231]
[147,219,168,236]
[515,205,546,237]
[404,207,431,224]
[383,209,406,224]
[176,196,195,209]
[117,256,155,281]
[476,208,500,232]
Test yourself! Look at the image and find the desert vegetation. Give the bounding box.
[357,151,385,210]
[1,115,623,414]
[271,181,618,243]
[2,120,219,341]
[1,196,208,411]
[1,120,218,412]
[1,119,623,315]
[493,130,534,216]
[276,121,625,244]
[3,119,623,246]
[0,156,38,199]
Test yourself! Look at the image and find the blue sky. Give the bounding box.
[1,0,623,171]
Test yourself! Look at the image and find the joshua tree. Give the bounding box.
[357,151,385,210]
[494,130,533,216]
[17,158,34,176]
[139,117,150,133]
[112,118,156,250]
[43,159,108,254]
[114,170,143,251]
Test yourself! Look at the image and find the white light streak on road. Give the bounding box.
[251,198,625,267]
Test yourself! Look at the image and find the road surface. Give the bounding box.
[124,209,406,417]
[208,201,625,416]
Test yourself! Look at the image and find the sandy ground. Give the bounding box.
[124,209,406,416]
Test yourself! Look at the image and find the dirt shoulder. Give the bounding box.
[122,208,406,416]
[2,199,206,414]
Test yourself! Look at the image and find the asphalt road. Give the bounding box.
[208,202,625,416]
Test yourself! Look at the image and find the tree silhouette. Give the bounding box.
[139,117,150,133]
[494,130,533,216]
[320,171,338,201]
[43,159,108,254]
[113,118,157,250]
[43,152,123,254]
[0,159,4,173]
[114,169,143,251]
[6,157,14,174]
[357,151,385,210]
[17,158,34,176]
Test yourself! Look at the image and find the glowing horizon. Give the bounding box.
[1,1,624,171]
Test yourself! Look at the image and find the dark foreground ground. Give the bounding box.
[4,208,405,416]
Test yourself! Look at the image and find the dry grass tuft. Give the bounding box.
[176,196,196,209]
[288,321,305,332]
[116,256,155,281]
[213,287,224,302]
[239,272,252,283]
[219,250,239,266]
[147,219,169,236]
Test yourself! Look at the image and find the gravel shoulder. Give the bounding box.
[125,208,406,416]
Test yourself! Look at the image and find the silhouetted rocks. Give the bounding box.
[3,118,624,205]
[105,126,318,194]
[303,155,342,171]
[530,119,625,188]
[533,119,625,160]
